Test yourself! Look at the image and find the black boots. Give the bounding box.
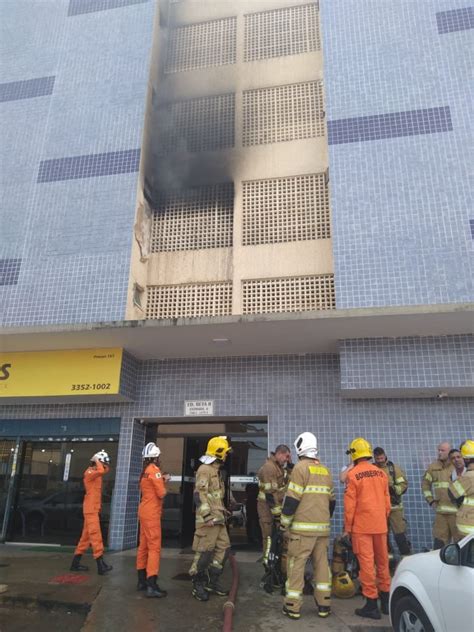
[394,533,412,555]
[137,569,147,591]
[355,597,381,620]
[380,591,390,615]
[282,605,300,620]
[146,575,167,598]
[72,554,112,575]
[70,554,88,572]
[205,567,229,596]
[96,556,113,575]
[192,572,209,602]
[318,606,331,618]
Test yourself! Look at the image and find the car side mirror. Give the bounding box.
[440,543,461,566]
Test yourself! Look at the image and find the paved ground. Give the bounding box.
[0,545,392,632]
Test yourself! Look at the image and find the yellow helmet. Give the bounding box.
[206,436,231,460]
[347,437,372,462]
[332,572,356,599]
[461,440,474,460]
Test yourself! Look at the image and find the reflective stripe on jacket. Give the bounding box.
[82,461,108,514]
[377,461,408,510]
[194,461,226,526]
[281,458,334,535]
[421,460,457,513]
[257,454,288,517]
[344,461,390,534]
[448,470,474,535]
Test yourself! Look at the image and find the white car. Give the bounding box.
[390,534,474,632]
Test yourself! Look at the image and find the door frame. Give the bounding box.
[0,437,22,543]
[146,416,269,548]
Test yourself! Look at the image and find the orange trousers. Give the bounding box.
[136,518,162,579]
[75,512,104,559]
[352,532,390,599]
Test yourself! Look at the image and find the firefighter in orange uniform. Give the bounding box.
[136,442,169,598]
[70,450,113,575]
[343,438,391,620]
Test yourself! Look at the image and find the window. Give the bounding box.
[151,183,234,252]
[244,3,320,62]
[242,173,330,245]
[242,274,335,314]
[133,283,144,309]
[242,81,325,146]
[146,282,232,319]
[166,17,237,72]
[158,93,235,154]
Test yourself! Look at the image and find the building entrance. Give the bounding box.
[146,420,267,549]
[0,439,118,545]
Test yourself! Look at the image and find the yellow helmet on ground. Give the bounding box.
[206,436,231,460]
[332,572,356,598]
[461,440,474,460]
[346,437,372,462]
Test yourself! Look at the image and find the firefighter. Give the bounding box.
[281,432,335,621]
[70,450,113,575]
[344,438,391,620]
[421,441,458,549]
[448,440,474,539]
[189,436,232,602]
[373,447,411,555]
[257,444,291,578]
[136,442,169,598]
[449,448,466,480]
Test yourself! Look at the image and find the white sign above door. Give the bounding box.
[184,400,214,416]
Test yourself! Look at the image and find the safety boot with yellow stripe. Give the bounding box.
[318,606,331,618]
[282,606,300,620]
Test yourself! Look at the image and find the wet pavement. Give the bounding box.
[0,605,86,632]
[0,545,392,631]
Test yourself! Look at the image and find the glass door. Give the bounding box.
[152,421,268,550]
[63,441,117,542]
[227,435,267,550]
[0,440,16,532]
[10,441,117,545]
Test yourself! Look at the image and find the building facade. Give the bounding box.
[1,0,473,551]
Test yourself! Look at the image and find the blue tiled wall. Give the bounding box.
[0,0,154,326]
[68,0,150,17]
[0,76,56,102]
[436,6,474,33]
[0,259,22,286]
[321,0,474,308]
[340,335,474,394]
[1,353,472,551]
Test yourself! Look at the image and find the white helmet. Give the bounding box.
[142,442,161,459]
[93,450,110,464]
[294,432,318,459]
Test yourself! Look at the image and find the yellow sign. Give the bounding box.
[0,348,123,398]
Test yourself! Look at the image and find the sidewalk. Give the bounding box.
[0,545,392,632]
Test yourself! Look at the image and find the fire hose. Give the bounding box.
[222,552,239,632]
